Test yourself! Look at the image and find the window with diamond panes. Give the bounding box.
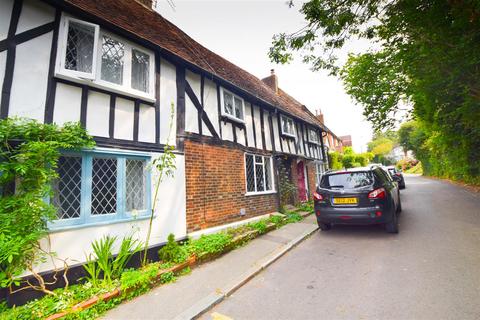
[222,88,244,122]
[126,159,146,212]
[245,154,274,194]
[132,49,150,93]
[64,20,97,77]
[101,35,124,85]
[91,158,118,215]
[53,156,82,219]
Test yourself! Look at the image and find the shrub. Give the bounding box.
[158,234,188,264]
[248,221,267,234]
[188,233,233,257]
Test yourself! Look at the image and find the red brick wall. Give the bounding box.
[306,161,317,200]
[185,140,278,232]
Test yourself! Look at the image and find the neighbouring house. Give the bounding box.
[339,135,352,148]
[0,0,330,302]
[314,109,344,153]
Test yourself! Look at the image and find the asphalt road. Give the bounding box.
[202,175,480,320]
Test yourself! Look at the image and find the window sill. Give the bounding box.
[221,113,245,124]
[245,190,277,197]
[281,132,296,139]
[55,73,155,103]
[48,214,153,233]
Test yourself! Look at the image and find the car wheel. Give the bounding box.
[385,211,399,234]
[318,222,331,231]
[396,198,402,213]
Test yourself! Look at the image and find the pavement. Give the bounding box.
[201,175,480,320]
[102,214,319,320]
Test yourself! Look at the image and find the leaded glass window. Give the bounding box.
[132,49,150,92]
[245,154,274,194]
[91,158,117,215]
[222,88,244,121]
[126,159,146,212]
[101,35,124,85]
[308,129,319,144]
[281,115,295,137]
[65,21,96,74]
[53,156,82,219]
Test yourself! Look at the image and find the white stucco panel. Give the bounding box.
[222,121,234,142]
[114,98,134,140]
[9,32,52,121]
[185,93,199,134]
[53,83,82,125]
[263,112,272,151]
[0,0,13,41]
[202,78,218,136]
[0,51,6,95]
[16,0,55,34]
[272,115,281,152]
[159,58,177,146]
[253,105,263,150]
[138,104,156,143]
[86,91,110,137]
[244,102,255,147]
[236,126,246,146]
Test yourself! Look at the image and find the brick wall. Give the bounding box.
[306,161,317,200]
[184,140,278,232]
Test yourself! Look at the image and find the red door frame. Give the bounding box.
[297,161,307,202]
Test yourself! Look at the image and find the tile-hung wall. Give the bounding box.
[0,0,186,273]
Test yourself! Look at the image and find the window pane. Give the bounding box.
[101,36,124,85]
[223,91,233,115]
[282,117,288,133]
[245,155,255,192]
[126,159,146,212]
[65,21,95,73]
[255,163,265,192]
[255,155,263,164]
[264,157,272,191]
[91,158,117,215]
[53,156,82,219]
[234,97,243,119]
[132,49,150,92]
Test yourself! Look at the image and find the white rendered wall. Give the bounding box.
[138,104,156,143]
[53,83,82,125]
[222,121,234,141]
[9,32,52,121]
[36,151,187,274]
[185,94,199,134]
[0,0,13,41]
[202,78,218,136]
[86,91,110,137]
[16,0,54,34]
[114,98,134,140]
[159,58,177,146]
[272,115,281,151]
[253,105,263,150]
[245,102,255,147]
[263,112,272,151]
[237,126,246,146]
[0,51,6,96]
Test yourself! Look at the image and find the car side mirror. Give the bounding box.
[392,175,401,182]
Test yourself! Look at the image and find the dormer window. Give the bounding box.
[280,115,296,137]
[56,15,154,101]
[220,88,245,123]
[308,128,320,144]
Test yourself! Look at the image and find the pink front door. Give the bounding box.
[297,161,307,202]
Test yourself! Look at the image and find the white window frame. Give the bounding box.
[55,14,155,102]
[315,162,326,187]
[220,87,245,123]
[244,153,275,196]
[308,128,320,144]
[280,115,296,138]
[57,16,99,80]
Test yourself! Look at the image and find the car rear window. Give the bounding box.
[320,172,374,189]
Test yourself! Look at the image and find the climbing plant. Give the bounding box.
[0,118,94,293]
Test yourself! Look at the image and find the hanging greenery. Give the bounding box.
[0,118,95,292]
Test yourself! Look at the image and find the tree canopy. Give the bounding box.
[271,0,480,182]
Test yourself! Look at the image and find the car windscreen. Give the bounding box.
[320,172,374,189]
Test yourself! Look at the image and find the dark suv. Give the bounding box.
[313,166,401,233]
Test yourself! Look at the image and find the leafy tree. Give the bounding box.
[271,0,480,183]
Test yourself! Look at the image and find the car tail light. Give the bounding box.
[313,192,323,201]
[368,188,386,199]
[395,173,401,177]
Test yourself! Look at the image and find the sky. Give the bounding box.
[156,0,375,152]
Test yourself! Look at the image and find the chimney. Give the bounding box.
[261,69,279,94]
[315,108,324,124]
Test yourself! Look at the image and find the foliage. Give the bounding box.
[84,235,142,286]
[297,201,314,213]
[159,271,176,284]
[0,118,94,291]
[277,159,297,206]
[329,148,372,169]
[248,220,267,234]
[120,263,159,292]
[328,151,343,170]
[285,212,303,223]
[188,233,233,257]
[405,162,423,174]
[143,103,177,265]
[158,234,188,264]
[396,158,419,171]
[271,0,480,183]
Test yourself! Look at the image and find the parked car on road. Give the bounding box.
[313,167,401,233]
[386,166,406,189]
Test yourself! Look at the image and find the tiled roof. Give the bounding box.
[63,0,326,128]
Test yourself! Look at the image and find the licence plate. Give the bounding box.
[333,197,358,205]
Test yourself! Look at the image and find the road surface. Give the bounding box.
[202,175,480,320]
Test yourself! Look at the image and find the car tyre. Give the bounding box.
[396,198,402,213]
[318,222,331,231]
[385,211,399,234]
